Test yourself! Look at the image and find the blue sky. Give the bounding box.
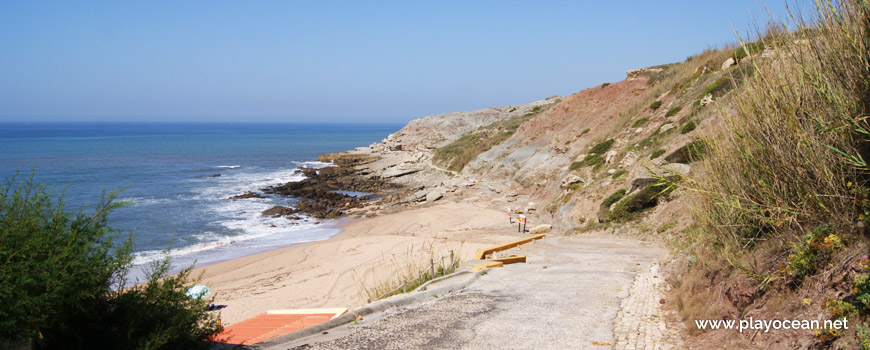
[0,1,797,123]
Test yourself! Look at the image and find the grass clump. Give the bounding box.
[664,106,682,117]
[649,100,662,110]
[589,139,614,155]
[680,120,697,134]
[632,118,649,128]
[572,139,614,171]
[578,128,590,137]
[650,148,666,159]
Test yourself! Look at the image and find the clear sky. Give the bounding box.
[0,1,798,123]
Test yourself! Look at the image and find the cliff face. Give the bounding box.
[334,47,749,238]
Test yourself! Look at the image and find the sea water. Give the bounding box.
[0,122,400,283]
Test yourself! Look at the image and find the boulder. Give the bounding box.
[381,165,424,178]
[425,190,444,203]
[229,192,266,200]
[659,123,676,133]
[526,202,537,213]
[605,150,619,165]
[529,224,552,235]
[721,57,736,70]
[634,127,643,134]
[561,174,584,188]
[413,189,429,200]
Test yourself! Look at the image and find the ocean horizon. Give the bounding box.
[0,121,402,283]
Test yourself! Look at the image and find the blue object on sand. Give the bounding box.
[186,285,210,299]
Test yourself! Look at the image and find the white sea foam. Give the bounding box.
[130,165,326,269]
[123,196,174,206]
[216,165,241,169]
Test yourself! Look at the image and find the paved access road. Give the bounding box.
[279,234,682,350]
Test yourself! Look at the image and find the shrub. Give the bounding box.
[650,149,666,159]
[664,140,707,163]
[649,100,662,110]
[601,82,610,87]
[699,76,732,100]
[589,139,615,155]
[785,225,843,281]
[0,173,221,348]
[569,161,583,171]
[683,0,870,319]
[609,182,675,222]
[632,118,649,128]
[602,189,627,208]
[665,106,682,117]
[680,120,697,134]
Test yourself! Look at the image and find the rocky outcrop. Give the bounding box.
[561,174,584,188]
[261,162,387,219]
[229,192,266,200]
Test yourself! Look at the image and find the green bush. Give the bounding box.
[601,82,610,87]
[854,273,870,312]
[602,189,627,208]
[632,118,649,128]
[569,161,583,171]
[785,225,843,281]
[650,149,666,159]
[700,77,732,99]
[578,128,590,137]
[609,182,675,222]
[589,139,614,155]
[680,120,697,134]
[664,140,707,163]
[665,106,682,117]
[649,100,662,110]
[0,174,221,349]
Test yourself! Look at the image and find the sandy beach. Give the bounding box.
[196,199,525,325]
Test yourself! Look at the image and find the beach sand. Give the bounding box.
[196,200,523,325]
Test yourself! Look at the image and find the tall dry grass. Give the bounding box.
[355,239,462,302]
[690,0,869,265]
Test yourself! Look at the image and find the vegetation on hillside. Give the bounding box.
[0,174,222,349]
[433,105,549,172]
[671,1,870,346]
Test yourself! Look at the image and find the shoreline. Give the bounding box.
[195,198,525,325]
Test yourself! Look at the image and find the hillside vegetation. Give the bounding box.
[672,1,870,348]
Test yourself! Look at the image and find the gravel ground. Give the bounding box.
[272,234,673,350]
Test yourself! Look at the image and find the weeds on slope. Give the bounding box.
[672,0,870,347]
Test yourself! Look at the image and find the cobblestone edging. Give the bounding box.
[612,263,684,350]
